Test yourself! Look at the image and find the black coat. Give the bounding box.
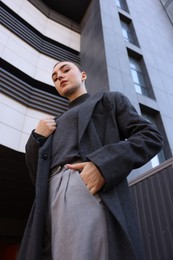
[18,91,163,260]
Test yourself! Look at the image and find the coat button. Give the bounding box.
[42,153,48,160]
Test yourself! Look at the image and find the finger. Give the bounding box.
[45,116,55,120]
[47,118,57,126]
[65,162,86,170]
[49,121,57,127]
[89,188,96,195]
[47,119,56,124]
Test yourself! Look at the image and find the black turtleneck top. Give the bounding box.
[50,93,90,169]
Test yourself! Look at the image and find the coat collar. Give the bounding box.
[78,92,104,143]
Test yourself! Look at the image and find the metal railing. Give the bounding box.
[129,157,173,260]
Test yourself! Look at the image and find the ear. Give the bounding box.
[81,71,87,81]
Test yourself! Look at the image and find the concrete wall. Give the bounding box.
[80,0,109,94]
[127,0,173,155]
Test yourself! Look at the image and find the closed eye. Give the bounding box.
[63,68,70,73]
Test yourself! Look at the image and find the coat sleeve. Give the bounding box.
[86,92,163,191]
[25,132,43,185]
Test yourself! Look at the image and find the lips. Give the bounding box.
[60,80,68,87]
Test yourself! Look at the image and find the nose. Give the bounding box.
[57,72,64,81]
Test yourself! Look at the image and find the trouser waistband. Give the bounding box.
[50,165,63,178]
[50,160,83,178]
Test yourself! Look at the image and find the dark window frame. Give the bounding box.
[119,13,139,47]
[140,104,172,162]
[115,0,129,12]
[127,49,155,99]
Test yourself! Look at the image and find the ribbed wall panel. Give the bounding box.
[1,68,68,116]
[28,0,80,33]
[0,2,79,63]
[129,158,173,260]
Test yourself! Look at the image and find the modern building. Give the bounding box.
[1,0,173,259]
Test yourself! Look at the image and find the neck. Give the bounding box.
[68,87,87,102]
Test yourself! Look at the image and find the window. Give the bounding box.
[141,111,165,167]
[159,0,173,25]
[115,0,129,12]
[167,2,173,24]
[160,0,169,5]
[120,20,135,44]
[129,57,149,96]
[119,13,139,46]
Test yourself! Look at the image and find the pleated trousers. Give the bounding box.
[42,167,108,260]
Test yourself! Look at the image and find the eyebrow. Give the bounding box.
[52,64,70,78]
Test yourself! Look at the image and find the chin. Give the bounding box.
[62,88,76,98]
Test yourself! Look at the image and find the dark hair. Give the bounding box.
[53,60,84,72]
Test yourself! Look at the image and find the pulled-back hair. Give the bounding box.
[53,60,84,72]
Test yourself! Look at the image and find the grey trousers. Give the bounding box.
[42,167,108,260]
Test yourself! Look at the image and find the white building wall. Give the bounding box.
[0,94,50,152]
[0,0,80,152]
[1,0,80,51]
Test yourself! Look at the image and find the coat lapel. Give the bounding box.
[78,92,104,143]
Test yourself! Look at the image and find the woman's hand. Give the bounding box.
[34,116,56,137]
[65,162,105,195]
